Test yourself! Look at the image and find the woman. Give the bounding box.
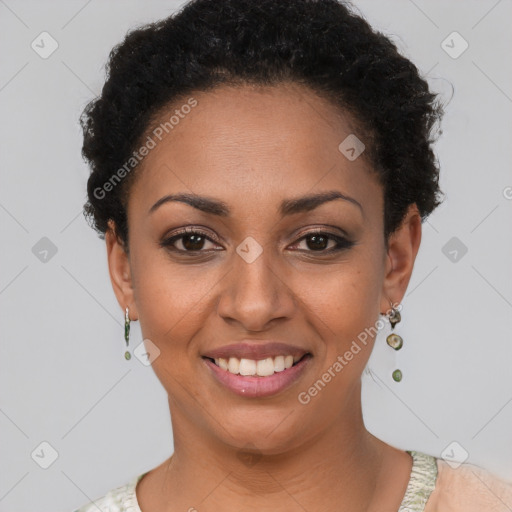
[73,0,512,510]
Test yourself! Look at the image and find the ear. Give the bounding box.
[380,204,422,314]
[105,220,138,321]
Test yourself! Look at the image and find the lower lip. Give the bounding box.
[203,356,312,398]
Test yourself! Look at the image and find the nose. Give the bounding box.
[216,243,296,331]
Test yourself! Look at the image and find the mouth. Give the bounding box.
[201,341,313,397]
[202,352,313,399]
[201,353,312,377]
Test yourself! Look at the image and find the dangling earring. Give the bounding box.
[124,307,131,361]
[385,300,403,382]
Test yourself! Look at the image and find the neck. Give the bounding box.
[150,384,407,512]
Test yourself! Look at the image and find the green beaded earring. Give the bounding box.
[124,307,131,361]
[386,302,403,382]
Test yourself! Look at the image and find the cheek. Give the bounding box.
[300,255,383,375]
[131,267,209,393]
[130,246,224,358]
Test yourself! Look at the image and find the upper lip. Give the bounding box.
[202,341,310,361]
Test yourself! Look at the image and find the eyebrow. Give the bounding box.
[148,190,363,217]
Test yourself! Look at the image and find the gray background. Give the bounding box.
[0,0,511,510]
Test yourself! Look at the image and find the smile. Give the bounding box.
[205,354,308,377]
[202,353,312,398]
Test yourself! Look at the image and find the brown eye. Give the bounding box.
[177,233,208,251]
[160,228,220,253]
[292,231,354,253]
[303,233,331,251]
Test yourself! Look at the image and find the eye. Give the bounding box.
[160,227,355,255]
[160,227,221,254]
[290,230,354,253]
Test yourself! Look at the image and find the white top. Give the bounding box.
[72,450,512,511]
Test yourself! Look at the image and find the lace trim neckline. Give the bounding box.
[399,450,438,511]
[125,450,438,512]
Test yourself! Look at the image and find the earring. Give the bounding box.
[124,307,131,360]
[385,300,403,382]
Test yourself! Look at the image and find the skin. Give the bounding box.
[106,82,422,512]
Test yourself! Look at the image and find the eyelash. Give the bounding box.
[160,227,354,255]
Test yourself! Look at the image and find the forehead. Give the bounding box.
[129,82,381,219]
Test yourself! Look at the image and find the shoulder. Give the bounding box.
[425,457,512,512]
[71,473,146,512]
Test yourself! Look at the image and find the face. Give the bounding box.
[106,82,421,456]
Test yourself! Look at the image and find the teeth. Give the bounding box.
[274,355,285,372]
[239,358,257,376]
[211,354,303,376]
[217,358,229,370]
[227,357,240,374]
[257,357,275,376]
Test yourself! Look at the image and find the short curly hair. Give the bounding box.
[80,0,445,248]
